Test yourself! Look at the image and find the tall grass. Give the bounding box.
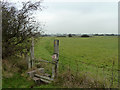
[2,56,35,88]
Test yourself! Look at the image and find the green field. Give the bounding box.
[34,36,118,88]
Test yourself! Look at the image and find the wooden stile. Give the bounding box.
[27,39,60,83]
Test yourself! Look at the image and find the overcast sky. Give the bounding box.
[9,0,118,34]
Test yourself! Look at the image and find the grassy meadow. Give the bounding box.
[34,36,118,88]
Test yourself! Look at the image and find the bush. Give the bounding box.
[81,34,90,37]
[68,34,72,37]
[54,70,109,88]
[2,1,43,58]
[2,56,28,78]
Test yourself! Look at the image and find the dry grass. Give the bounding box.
[2,57,28,78]
[54,69,110,88]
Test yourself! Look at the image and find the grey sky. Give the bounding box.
[9,0,118,34]
[35,2,118,34]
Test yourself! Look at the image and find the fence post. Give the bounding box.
[52,40,59,79]
[32,37,34,67]
[26,53,31,69]
[30,37,34,68]
[25,52,30,69]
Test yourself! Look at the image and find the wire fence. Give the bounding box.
[58,53,118,88]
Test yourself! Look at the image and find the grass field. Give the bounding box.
[34,36,118,88]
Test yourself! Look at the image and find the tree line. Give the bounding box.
[41,34,118,37]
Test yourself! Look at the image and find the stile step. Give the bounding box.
[33,77,40,83]
[27,68,44,78]
[34,74,54,81]
[40,78,51,84]
[33,76,52,84]
[33,77,40,81]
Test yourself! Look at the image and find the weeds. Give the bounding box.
[54,68,109,88]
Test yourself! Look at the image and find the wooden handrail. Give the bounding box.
[35,59,55,64]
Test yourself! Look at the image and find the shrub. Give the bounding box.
[2,1,43,58]
[2,56,28,78]
[68,34,72,37]
[54,70,109,88]
[81,34,90,37]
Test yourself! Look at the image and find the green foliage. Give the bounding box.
[54,70,110,88]
[2,56,28,78]
[2,1,43,58]
[2,56,35,88]
[2,73,34,88]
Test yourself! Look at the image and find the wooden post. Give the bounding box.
[52,40,59,79]
[30,37,34,68]
[26,53,31,69]
[31,37,34,67]
[25,53,30,69]
[54,40,59,55]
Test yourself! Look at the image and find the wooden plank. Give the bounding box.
[32,77,41,84]
[27,68,44,78]
[33,76,51,84]
[33,77,51,84]
[34,74,53,81]
[44,73,51,77]
[35,59,55,64]
[40,78,51,84]
[33,77,40,81]
[38,60,52,63]
[27,68,44,73]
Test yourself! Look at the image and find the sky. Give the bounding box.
[8,0,118,34]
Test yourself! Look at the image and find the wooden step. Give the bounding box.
[33,77,40,81]
[33,77,40,83]
[44,73,51,77]
[27,68,44,78]
[40,78,51,84]
[33,76,51,84]
[34,74,54,81]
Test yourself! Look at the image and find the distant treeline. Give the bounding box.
[41,34,119,37]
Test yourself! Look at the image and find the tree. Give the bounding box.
[81,34,90,37]
[2,1,43,58]
[68,34,72,37]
